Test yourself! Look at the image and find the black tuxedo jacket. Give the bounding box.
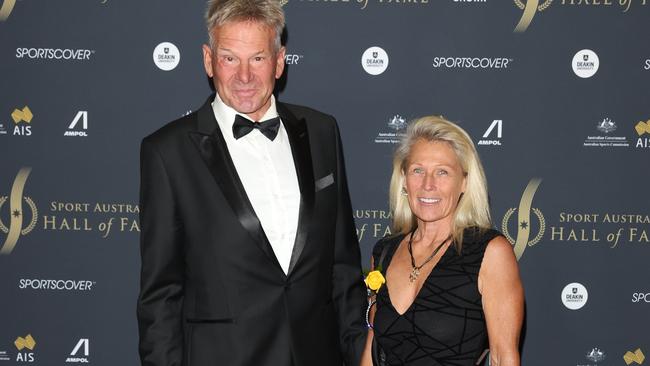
[137,96,367,366]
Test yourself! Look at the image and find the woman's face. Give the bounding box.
[404,139,467,227]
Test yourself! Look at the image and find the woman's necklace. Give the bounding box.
[407,230,452,283]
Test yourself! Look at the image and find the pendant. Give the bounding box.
[409,267,420,283]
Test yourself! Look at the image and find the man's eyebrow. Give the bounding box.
[215,48,266,56]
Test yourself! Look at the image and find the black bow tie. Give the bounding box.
[232,114,281,141]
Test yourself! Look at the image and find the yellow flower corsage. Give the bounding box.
[363,270,385,329]
[364,270,385,292]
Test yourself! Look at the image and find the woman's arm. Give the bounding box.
[479,236,524,366]
[359,257,376,366]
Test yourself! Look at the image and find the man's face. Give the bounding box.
[203,20,285,121]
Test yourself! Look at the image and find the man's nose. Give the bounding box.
[236,62,252,83]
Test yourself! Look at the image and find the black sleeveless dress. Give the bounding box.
[371,227,501,366]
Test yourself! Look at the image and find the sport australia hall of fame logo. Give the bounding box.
[0,167,38,255]
[501,178,546,260]
[513,0,553,33]
[0,0,16,21]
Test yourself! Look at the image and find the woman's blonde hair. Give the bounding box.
[389,116,492,252]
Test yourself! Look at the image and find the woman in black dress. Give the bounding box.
[360,116,524,366]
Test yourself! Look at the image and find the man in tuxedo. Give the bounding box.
[137,0,367,365]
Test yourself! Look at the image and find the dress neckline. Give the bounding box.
[381,233,453,316]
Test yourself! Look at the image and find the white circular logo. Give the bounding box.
[572,49,599,78]
[561,282,588,310]
[153,42,180,71]
[361,46,389,76]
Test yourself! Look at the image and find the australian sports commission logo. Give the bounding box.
[374,114,407,144]
[583,117,630,148]
[1,168,37,255]
[501,178,546,260]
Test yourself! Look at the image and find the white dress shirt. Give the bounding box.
[212,93,300,274]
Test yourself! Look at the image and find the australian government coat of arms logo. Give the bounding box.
[374,115,407,144]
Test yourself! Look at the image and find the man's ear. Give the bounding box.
[275,46,286,79]
[202,44,214,78]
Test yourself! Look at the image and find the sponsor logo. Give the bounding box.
[586,348,606,363]
[624,349,645,365]
[632,292,650,303]
[477,119,503,146]
[0,349,9,361]
[596,117,616,133]
[65,111,89,137]
[361,47,389,76]
[66,338,89,363]
[583,118,629,148]
[432,57,512,69]
[636,120,650,135]
[561,282,588,310]
[11,106,33,136]
[18,279,95,291]
[0,123,7,135]
[14,335,35,363]
[635,120,650,149]
[388,115,407,130]
[11,107,33,123]
[13,336,35,351]
[513,0,553,32]
[501,179,545,260]
[1,168,37,255]
[572,49,599,78]
[153,42,180,71]
[374,114,407,144]
[0,0,16,21]
[284,53,304,65]
[15,48,94,61]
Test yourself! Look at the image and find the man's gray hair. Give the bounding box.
[205,0,285,51]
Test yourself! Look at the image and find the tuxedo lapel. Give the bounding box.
[188,97,284,274]
[277,103,315,276]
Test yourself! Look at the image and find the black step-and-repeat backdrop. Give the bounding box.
[1,0,648,365]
